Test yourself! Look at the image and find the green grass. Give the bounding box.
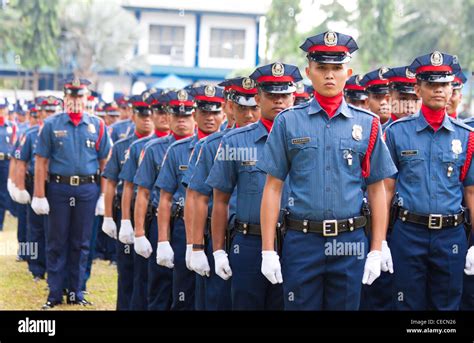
[0,213,117,310]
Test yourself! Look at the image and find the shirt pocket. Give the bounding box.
[441,152,464,185]
[238,163,264,194]
[287,136,319,171]
[399,151,425,184]
[339,138,364,175]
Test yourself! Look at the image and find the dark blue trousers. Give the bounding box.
[26,204,48,278]
[203,236,232,310]
[229,233,282,310]
[147,216,173,310]
[115,208,135,311]
[83,215,101,291]
[391,219,467,310]
[46,182,99,303]
[282,228,367,310]
[0,160,9,229]
[17,204,28,259]
[170,218,195,310]
[130,245,149,310]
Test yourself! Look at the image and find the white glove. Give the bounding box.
[102,217,117,239]
[8,181,18,202]
[31,197,50,215]
[185,244,193,271]
[11,186,21,203]
[119,219,135,244]
[381,240,394,273]
[261,250,283,284]
[95,193,105,216]
[362,250,382,285]
[134,236,153,259]
[16,189,31,204]
[464,246,474,275]
[156,241,174,268]
[213,250,232,280]
[190,250,210,277]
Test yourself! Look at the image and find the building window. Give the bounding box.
[149,25,185,57]
[209,28,245,59]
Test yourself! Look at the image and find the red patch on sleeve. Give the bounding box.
[361,117,380,179]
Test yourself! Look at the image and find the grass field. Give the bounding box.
[0,213,117,310]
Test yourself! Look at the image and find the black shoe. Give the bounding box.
[67,297,93,306]
[41,301,61,310]
[16,256,26,262]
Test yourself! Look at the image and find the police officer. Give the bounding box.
[154,89,199,310]
[15,96,59,281]
[344,75,369,110]
[101,96,153,310]
[449,70,467,119]
[384,52,474,310]
[382,66,420,126]
[110,96,135,143]
[360,67,392,129]
[257,31,396,311]
[104,102,121,127]
[32,78,111,309]
[133,91,192,310]
[0,96,18,232]
[219,83,236,131]
[187,77,261,310]
[117,93,166,310]
[206,64,300,310]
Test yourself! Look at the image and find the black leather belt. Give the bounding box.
[49,174,98,186]
[286,216,367,236]
[235,220,262,236]
[397,207,465,229]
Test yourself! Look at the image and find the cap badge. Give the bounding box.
[204,85,216,97]
[242,77,255,90]
[405,68,416,79]
[379,67,389,80]
[271,62,285,77]
[430,51,443,66]
[177,90,188,101]
[72,78,81,87]
[324,31,338,47]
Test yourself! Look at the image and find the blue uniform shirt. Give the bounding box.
[384,112,474,215]
[110,119,135,143]
[207,121,290,225]
[133,134,176,207]
[181,137,207,188]
[118,133,156,184]
[0,119,17,155]
[464,117,474,129]
[35,113,111,176]
[155,135,196,207]
[18,125,40,175]
[257,98,397,222]
[102,134,139,196]
[188,128,238,218]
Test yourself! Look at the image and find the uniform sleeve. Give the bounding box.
[102,143,121,182]
[97,120,112,160]
[256,114,290,181]
[34,121,52,158]
[18,133,32,163]
[382,126,399,180]
[155,145,178,194]
[189,141,214,196]
[364,122,398,185]
[134,145,156,189]
[462,131,474,187]
[206,136,238,194]
[118,144,137,182]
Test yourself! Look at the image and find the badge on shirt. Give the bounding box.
[241,160,257,166]
[452,139,462,155]
[138,149,145,166]
[352,125,363,141]
[6,127,12,134]
[401,150,419,157]
[54,130,68,138]
[178,165,188,171]
[291,137,311,145]
[88,124,96,134]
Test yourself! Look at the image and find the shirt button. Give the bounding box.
[326,124,330,128]
[431,195,436,199]
[432,176,436,180]
[326,166,330,171]
[326,146,331,151]
[325,187,331,192]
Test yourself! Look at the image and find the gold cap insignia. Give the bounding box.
[430,51,443,66]
[204,85,216,97]
[324,31,338,47]
[177,90,188,101]
[242,77,255,90]
[272,62,285,77]
[379,67,389,80]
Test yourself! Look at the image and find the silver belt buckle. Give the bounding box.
[428,214,443,229]
[70,176,80,186]
[0,153,4,160]
[323,220,338,237]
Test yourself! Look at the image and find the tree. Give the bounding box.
[8,0,62,94]
[59,0,145,89]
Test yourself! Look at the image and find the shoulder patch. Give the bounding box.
[347,103,378,118]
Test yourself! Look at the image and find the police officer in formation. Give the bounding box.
[4,28,474,312]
